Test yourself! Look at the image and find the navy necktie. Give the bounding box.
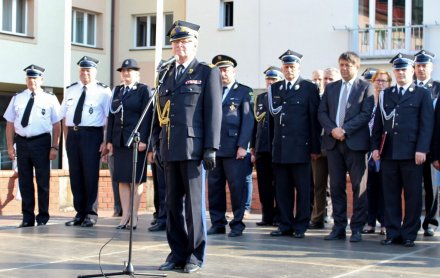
[73,86,87,126]
[176,65,184,80]
[398,87,404,99]
[21,91,35,127]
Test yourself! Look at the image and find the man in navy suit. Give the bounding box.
[152,20,222,273]
[372,53,434,247]
[268,50,321,238]
[207,55,254,238]
[318,51,374,242]
[413,50,440,237]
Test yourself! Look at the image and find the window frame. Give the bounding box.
[0,0,28,36]
[133,13,173,49]
[219,0,234,30]
[71,9,97,48]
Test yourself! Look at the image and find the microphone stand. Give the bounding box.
[78,66,171,278]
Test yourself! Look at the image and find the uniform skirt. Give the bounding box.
[112,146,147,183]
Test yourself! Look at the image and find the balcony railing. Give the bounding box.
[356,25,423,57]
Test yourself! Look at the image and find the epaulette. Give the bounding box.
[97,82,109,88]
[66,82,78,89]
[200,62,215,68]
[236,82,253,92]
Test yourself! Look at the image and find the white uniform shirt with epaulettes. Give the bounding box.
[60,80,112,127]
[3,88,61,137]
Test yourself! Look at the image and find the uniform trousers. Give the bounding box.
[366,165,384,228]
[327,141,367,233]
[208,157,247,232]
[66,127,103,221]
[311,155,329,224]
[273,162,311,233]
[255,152,276,223]
[16,133,51,224]
[381,159,422,241]
[422,161,439,229]
[164,160,206,266]
[152,151,167,225]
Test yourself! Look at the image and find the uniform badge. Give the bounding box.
[41,109,46,115]
[188,68,194,74]
[230,102,236,111]
[185,80,202,85]
[279,84,283,90]
[233,84,238,90]
[408,87,414,92]
[428,83,432,88]
[89,106,94,114]
[294,84,300,91]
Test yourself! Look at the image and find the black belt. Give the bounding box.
[16,133,50,140]
[68,126,103,131]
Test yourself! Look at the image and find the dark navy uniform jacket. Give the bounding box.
[152,59,222,161]
[250,92,272,153]
[318,78,374,152]
[428,80,440,161]
[270,77,321,163]
[372,84,434,160]
[107,83,153,147]
[217,81,254,157]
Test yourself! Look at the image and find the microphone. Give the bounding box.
[157,55,178,70]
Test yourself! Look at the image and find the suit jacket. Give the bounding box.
[270,77,321,164]
[416,78,440,100]
[152,59,222,162]
[429,80,440,161]
[372,84,434,160]
[107,83,152,147]
[250,92,273,153]
[217,81,254,157]
[318,78,374,152]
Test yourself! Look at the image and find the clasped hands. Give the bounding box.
[331,127,346,141]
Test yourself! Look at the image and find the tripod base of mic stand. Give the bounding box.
[77,261,167,277]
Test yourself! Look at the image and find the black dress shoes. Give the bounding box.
[65,218,83,226]
[183,263,200,273]
[148,223,166,232]
[270,230,293,236]
[207,226,226,235]
[308,222,324,229]
[324,230,346,240]
[350,232,362,242]
[158,261,184,271]
[424,228,435,236]
[256,221,272,226]
[380,237,402,245]
[81,218,96,227]
[361,228,375,234]
[37,222,46,226]
[293,232,305,238]
[17,221,34,228]
[403,239,415,247]
[228,230,243,237]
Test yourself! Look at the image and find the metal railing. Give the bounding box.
[357,25,424,57]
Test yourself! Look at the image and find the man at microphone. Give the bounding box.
[151,20,222,273]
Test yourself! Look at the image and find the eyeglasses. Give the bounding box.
[374,79,389,83]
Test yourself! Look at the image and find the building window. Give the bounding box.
[72,9,96,47]
[357,0,423,56]
[135,14,173,48]
[1,0,27,35]
[220,0,233,28]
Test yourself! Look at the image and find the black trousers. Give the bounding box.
[208,157,247,232]
[273,162,311,233]
[422,161,439,229]
[66,127,102,221]
[327,141,367,233]
[164,160,206,266]
[152,151,167,225]
[255,152,276,223]
[366,165,384,227]
[16,133,51,224]
[381,159,422,241]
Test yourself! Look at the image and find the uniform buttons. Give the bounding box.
[282,135,285,138]
[171,125,174,128]
[394,132,398,135]
[283,101,287,104]
[395,123,398,126]
[189,88,193,91]
[171,114,174,117]
[282,113,285,115]
[234,133,238,136]
[396,113,399,116]
[282,124,285,127]
[171,102,174,106]
[396,105,399,108]
[296,101,300,104]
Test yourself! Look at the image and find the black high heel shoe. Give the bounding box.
[126,217,138,230]
[116,219,129,230]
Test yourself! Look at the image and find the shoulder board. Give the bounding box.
[44,91,54,95]
[97,82,109,88]
[200,62,215,68]
[16,89,26,95]
[66,82,78,89]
